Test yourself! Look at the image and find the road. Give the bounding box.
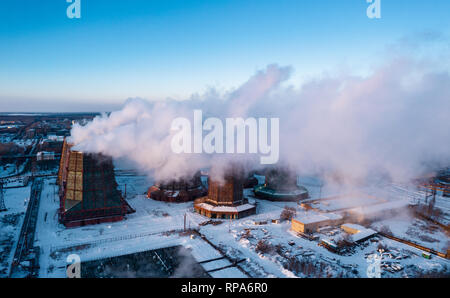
[9,178,43,277]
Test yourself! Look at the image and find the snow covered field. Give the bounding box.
[372,214,449,252]
[0,185,31,277]
[34,178,248,277]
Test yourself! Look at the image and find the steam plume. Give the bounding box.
[69,50,450,184]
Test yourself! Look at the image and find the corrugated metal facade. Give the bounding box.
[194,172,256,219]
[58,138,128,227]
[206,176,244,206]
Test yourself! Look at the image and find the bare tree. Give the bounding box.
[280,206,296,221]
[255,240,274,254]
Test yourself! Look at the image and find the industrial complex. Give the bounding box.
[0,114,449,279]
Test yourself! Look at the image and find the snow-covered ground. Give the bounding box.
[371,213,449,252]
[195,204,449,277]
[0,185,31,277]
[387,183,450,226]
[115,173,151,198]
[14,139,34,148]
[34,178,248,277]
[31,175,450,278]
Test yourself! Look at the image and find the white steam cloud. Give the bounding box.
[69,49,450,184]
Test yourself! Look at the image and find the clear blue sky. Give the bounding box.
[0,0,449,112]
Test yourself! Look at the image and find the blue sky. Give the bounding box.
[0,0,449,112]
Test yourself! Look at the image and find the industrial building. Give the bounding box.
[345,200,409,223]
[147,171,207,203]
[36,151,55,161]
[253,167,308,201]
[301,194,386,213]
[291,212,343,234]
[194,168,256,219]
[57,139,134,227]
[341,223,378,243]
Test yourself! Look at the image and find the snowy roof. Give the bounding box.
[196,203,255,213]
[307,194,383,212]
[341,223,366,232]
[350,228,377,242]
[46,135,64,141]
[293,212,342,225]
[347,199,409,216]
[341,223,377,242]
[37,151,54,155]
[324,213,342,220]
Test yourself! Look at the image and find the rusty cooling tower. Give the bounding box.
[206,175,244,206]
[147,171,207,203]
[264,167,299,192]
[194,165,256,219]
[58,139,133,227]
[253,167,309,201]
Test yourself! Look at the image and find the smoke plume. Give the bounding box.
[69,44,450,184]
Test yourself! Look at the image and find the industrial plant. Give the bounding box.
[1,0,450,283]
[0,113,449,279]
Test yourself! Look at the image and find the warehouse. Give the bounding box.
[291,212,343,234]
